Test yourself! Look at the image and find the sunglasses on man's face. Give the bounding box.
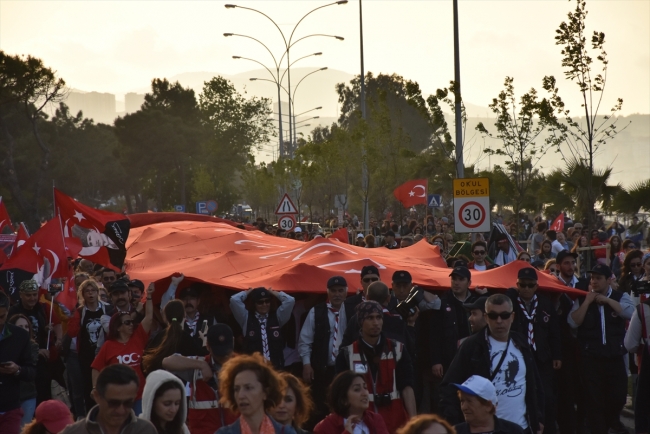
[473,250,486,255]
[363,277,379,283]
[486,311,514,320]
[256,299,271,306]
[518,282,537,289]
[105,398,135,409]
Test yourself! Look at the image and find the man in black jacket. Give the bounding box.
[0,291,37,433]
[506,268,561,434]
[439,294,544,434]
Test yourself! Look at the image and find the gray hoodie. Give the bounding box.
[140,370,190,434]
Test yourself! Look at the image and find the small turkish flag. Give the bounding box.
[11,223,30,255]
[331,227,350,244]
[54,188,130,271]
[550,213,565,232]
[393,179,428,208]
[0,217,69,302]
[0,197,13,234]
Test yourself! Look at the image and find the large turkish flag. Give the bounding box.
[393,179,428,207]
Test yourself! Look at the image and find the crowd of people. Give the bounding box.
[0,214,649,434]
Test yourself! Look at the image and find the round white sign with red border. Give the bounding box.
[278,215,297,232]
[454,197,490,233]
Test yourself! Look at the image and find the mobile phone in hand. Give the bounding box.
[201,320,208,335]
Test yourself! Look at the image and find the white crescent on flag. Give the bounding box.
[412,185,426,197]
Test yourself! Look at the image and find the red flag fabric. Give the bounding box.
[122,219,585,299]
[0,217,69,301]
[550,213,565,232]
[54,188,130,271]
[330,227,349,244]
[393,179,428,208]
[12,223,30,254]
[0,197,13,234]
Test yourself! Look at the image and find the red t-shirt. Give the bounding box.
[91,324,149,399]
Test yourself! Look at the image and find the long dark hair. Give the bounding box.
[619,250,644,294]
[327,371,366,418]
[150,380,185,434]
[9,314,35,342]
[142,300,185,376]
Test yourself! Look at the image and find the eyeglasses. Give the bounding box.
[517,282,537,289]
[473,250,486,255]
[362,277,379,283]
[486,311,514,320]
[120,320,134,326]
[631,262,643,268]
[256,299,271,305]
[105,398,135,409]
[549,268,558,274]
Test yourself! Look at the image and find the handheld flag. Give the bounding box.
[550,213,565,232]
[0,197,13,234]
[393,179,428,208]
[0,217,69,302]
[11,223,30,254]
[331,227,350,244]
[54,188,130,271]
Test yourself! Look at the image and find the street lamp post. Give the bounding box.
[359,0,369,233]
[453,0,464,178]
[225,1,346,159]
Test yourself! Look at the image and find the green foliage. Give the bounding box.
[612,179,650,215]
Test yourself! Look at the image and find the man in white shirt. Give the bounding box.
[547,231,565,255]
[493,233,517,266]
[299,276,348,427]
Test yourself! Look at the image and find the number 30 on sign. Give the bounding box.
[452,178,491,233]
[278,215,296,231]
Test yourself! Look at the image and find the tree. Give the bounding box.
[476,76,561,233]
[612,179,650,215]
[0,51,66,229]
[542,0,629,227]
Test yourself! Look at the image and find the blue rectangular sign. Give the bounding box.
[174,204,186,213]
[428,194,442,208]
[195,201,209,215]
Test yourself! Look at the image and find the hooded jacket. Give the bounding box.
[140,370,190,434]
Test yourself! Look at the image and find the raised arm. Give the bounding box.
[141,282,155,333]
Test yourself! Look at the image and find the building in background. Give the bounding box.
[125,92,145,114]
[65,91,116,124]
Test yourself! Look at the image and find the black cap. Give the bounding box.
[588,263,612,277]
[385,230,395,238]
[556,250,578,265]
[206,324,234,357]
[361,265,380,278]
[450,266,471,280]
[127,279,144,292]
[517,267,538,281]
[463,296,489,312]
[327,276,348,289]
[108,279,130,293]
[179,286,199,299]
[453,259,468,268]
[495,232,508,242]
[392,270,412,283]
[249,287,270,303]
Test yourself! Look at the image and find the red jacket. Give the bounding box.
[313,412,389,434]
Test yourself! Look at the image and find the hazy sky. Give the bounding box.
[2,0,649,117]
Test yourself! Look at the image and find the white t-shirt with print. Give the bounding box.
[489,336,528,429]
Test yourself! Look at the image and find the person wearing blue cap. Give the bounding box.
[230,287,295,370]
[506,268,561,434]
[568,263,635,434]
[298,275,349,427]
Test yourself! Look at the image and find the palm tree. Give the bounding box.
[612,179,650,215]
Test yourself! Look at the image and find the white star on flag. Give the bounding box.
[32,243,41,255]
[408,190,415,197]
[74,210,85,222]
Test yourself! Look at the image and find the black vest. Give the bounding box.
[244,312,285,370]
[311,303,332,370]
[577,289,626,357]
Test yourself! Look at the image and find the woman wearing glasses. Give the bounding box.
[230,287,295,370]
[91,283,156,415]
[619,250,645,297]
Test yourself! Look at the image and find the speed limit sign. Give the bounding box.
[453,178,490,233]
[278,215,297,232]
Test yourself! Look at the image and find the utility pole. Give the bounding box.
[453,0,464,178]
[360,0,369,233]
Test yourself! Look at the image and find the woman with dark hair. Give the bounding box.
[609,235,624,278]
[142,300,201,376]
[397,415,456,434]
[216,353,296,434]
[619,250,645,296]
[571,235,592,277]
[9,314,39,428]
[313,371,388,434]
[91,282,156,415]
[141,370,190,434]
[532,240,555,263]
[431,235,447,255]
[269,373,314,434]
[21,400,74,434]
